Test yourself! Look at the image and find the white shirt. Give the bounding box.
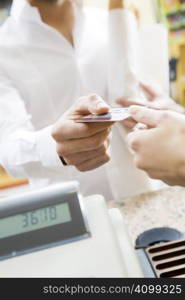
[0,0,165,200]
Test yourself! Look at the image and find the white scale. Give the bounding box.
[0,182,143,278]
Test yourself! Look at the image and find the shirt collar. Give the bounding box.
[10,0,85,54]
[10,0,42,23]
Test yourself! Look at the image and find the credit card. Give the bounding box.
[76,107,131,123]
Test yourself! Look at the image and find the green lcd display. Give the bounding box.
[0,203,72,239]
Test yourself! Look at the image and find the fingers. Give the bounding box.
[73,94,110,116]
[63,143,110,166]
[52,93,113,173]
[52,119,113,142]
[116,97,148,108]
[127,130,144,152]
[121,117,137,130]
[129,106,164,128]
[116,82,165,110]
[140,82,164,100]
[52,93,113,142]
[56,127,111,172]
[56,128,111,156]
[127,129,156,169]
[147,98,185,114]
[76,153,110,172]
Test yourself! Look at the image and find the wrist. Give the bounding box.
[179,105,185,115]
[109,0,124,10]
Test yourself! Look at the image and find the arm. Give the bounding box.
[0,73,62,180]
[108,0,140,103]
[0,74,113,181]
[109,0,124,10]
[116,82,185,129]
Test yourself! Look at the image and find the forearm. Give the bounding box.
[108,4,140,99]
[0,126,62,179]
[109,0,125,10]
[0,73,64,180]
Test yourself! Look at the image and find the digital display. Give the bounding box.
[0,203,72,239]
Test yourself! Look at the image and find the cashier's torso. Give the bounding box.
[0,8,152,200]
[0,10,108,129]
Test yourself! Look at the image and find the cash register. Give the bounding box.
[0,182,143,278]
[1,182,184,278]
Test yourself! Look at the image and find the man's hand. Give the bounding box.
[52,94,114,172]
[116,82,185,129]
[127,106,185,186]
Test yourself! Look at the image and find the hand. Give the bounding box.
[109,0,124,10]
[116,82,185,129]
[52,94,114,172]
[127,105,185,186]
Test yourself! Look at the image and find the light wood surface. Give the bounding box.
[0,167,28,190]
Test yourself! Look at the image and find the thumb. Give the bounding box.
[74,94,110,115]
[116,96,148,107]
[129,105,162,128]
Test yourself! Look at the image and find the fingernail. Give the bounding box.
[134,123,147,130]
[97,102,109,110]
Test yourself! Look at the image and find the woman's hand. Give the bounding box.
[109,0,124,10]
[117,82,185,129]
[117,82,185,113]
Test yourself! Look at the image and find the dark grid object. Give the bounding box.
[146,239,185,278]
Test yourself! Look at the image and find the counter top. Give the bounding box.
[109,186,185,245]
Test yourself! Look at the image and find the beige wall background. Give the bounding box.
[84,0,157,24]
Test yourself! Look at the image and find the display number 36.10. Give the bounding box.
[21,206,57,228]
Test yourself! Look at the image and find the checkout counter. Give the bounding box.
[0,182,185,278]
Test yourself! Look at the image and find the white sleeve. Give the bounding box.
[0,74,62,180]
[108,9,141,102]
